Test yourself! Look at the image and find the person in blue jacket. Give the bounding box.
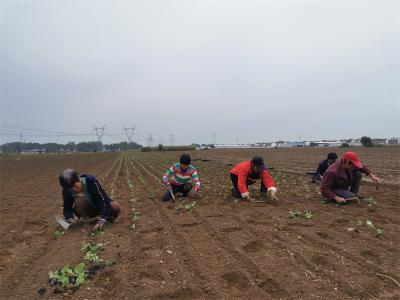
[311,152,338,183]
[59,169,121,231]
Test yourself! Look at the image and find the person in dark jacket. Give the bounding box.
[320,152,380,203]
[59,169,121,231]
[311,152,338,183]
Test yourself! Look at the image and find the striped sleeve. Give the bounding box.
[162,165,175,184]
[191,168,201,187]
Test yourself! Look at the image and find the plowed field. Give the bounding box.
[1,147,399,299]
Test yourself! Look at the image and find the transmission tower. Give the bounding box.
[123,126,136,144]
[147,134,155,147]
[212,132,216,145]
[169,134,176,146]
[93,125,106,151]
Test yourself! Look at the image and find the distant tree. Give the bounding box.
[360,136,374,147]
[158,144,164,151]
[340,143,350,148]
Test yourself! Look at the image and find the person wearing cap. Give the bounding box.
[59,169,122,231]
[320,151,380,203]
[311,152,338,183]
[230,156,277,201]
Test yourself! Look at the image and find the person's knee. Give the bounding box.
[109,201,121,218]
[354,171,362,180]
[183,182,193,192]
[75,196,88,218]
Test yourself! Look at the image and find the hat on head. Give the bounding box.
[342,151,363,168]
[251,156,266,172]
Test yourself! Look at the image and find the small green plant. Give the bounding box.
[364,197,377,207]
[366,220,384,238]
[304,211,313,220]
[48,262,86,287]
[90,230,104,238]
[131,210,140,229]
[347,220,383,237]
[81,242,108,263]
[184,201,196,212]
[289,210,302,218]
[53,230,65,238]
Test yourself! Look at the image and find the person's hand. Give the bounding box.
[194,186,200,193]
[241,192,250,200]
[92,218,106,231]
[165,183,172,191]
[66,218,76,224]
[320,175,323,180]
[370,174,380,184]
[268,190,278,202]
[335,196,346,204]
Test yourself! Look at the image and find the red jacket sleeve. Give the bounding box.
[320,171,337,200]
[261,170,275,188]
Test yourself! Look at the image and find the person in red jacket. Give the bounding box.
[320,151,380,204]
[230,156,277,201]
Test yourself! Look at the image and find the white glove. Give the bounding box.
[267,189,278,201]
[241,192,250,199]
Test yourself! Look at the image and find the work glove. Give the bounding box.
[165,182,172,191]
[92,218,106,231]
[194,185,200,193]
[267,189,278,202]
[241,192,250,200]
[66,217,76,224]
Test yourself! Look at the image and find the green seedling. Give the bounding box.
[304,211,313,220]
[131,210,140,229]
[184,201,196,212]
[48,262,86,288]
[289,210,302,218]
[53,230,65,238]
[90,230,104,238]
[364,197,377,207]
[81,242,108,263]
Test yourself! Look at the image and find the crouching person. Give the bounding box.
[162,154,201,201]
[230,156,277,201]
[311,152,337,183]
[59,169,122,231]
[321,151,380,204]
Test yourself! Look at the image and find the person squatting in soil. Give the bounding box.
[320,151,380,204]
[59,169,122,231]
[230,156,278,201]
[162,154,201,201]
[311,152,338,183]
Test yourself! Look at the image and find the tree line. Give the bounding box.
[0,141,142,154]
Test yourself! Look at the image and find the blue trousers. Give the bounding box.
[333,171,362,199]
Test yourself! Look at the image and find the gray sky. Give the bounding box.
[1,0,399,145]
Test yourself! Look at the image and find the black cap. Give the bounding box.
[327,152,338,160]
[251,156,266,172]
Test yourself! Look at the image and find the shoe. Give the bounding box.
[231,187,241,198]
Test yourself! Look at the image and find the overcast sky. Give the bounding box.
[1,0,399,145]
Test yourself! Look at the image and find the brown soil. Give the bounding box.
[1,147,399,299]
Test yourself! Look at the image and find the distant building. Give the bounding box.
[371,138,388,145]
[388,138,400,145]
[21,149,46,154]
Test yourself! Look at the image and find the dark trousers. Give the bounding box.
[74,196,121,219]
[162,182,193,201]
[230,173,267,198]
[333,171,362,199]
